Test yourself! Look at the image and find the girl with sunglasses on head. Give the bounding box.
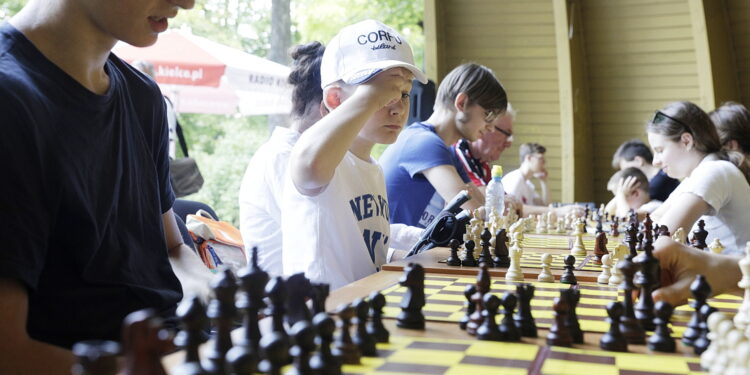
[646,101,750,306]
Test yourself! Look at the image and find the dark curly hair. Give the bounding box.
[288,41,325,119]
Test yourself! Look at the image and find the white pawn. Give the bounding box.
[702,312,730,371]
[734,242,750,331]
[556,218,566,234]
[570,219,587,256]
[598,254,612,284]
[672,227,687,244]
[710,321,739,375]
[609,259,623,286]
[536,213,546,234]
[731,340,750,375]
[537,253,554,283]
[709,238,725,254]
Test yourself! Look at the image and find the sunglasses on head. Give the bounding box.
[652,110,689,129]
[482,109,500,123]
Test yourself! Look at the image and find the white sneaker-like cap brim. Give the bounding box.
[342,60,429,86]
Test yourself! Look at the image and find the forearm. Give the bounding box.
[707,253,743,298]
[0,339,76,375]
[389,224,423,251]
[539,180,549,205]
[291,95,378,191]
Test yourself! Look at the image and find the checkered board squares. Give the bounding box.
[379,275,741,338]
[341,336,705,375]
[446,250,602,271]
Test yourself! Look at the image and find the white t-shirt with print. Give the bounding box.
[503,168,543,206]
[665,158,750,255]
[281,151,390,290]
[239,126,300,275]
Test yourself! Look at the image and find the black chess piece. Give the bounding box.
[121,309,172,375]
[333,304,361,365]
[513,284,537,338]
[493,228,510,267]
[352,298,377,357]
[625,222,638,258]
[683,275,711,347]
[499,293,521,342]
[227,249,268,375]
[546,292,573,347]
[310,283,330,316]
[477,294,502,341]
[477,228,494,267]
[596,213,604,234]
[72,340,120,375]
[693,303,718,355]
[610,217,619,237]
[173,296,209,375]
[310,312,342,375]
[593,231,608,265]
[265,277,289,340]
[657,225,670,238]
[396,263,426,330]
[285,273,313,326]
[287,321,316,375]
[446,239,462,266]
[564,289,583,344]
[691,219,709,249]
[647,301,676,353]
[634,228,659,331]
[560,255,577,285]
[205,269,238,375]
[258,332,288,375]
[459,284,476,331]
[617,259,646,345]
[467,264,491,335]
[600,301,628,352]
[366,291,389,343]
[462,240,478,267]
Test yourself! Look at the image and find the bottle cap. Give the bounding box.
[491,165,503,177]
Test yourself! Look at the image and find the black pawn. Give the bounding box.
[564,289,583,344]
[513,284,537,338]
[477,228,494,267]
[366,291,389,343]
[446,239,462,266]
[546,293,573,347]
[682,274,711,346]
[285,273,313,327]
[352,298,377,357]
[477,294,502,341]
[287,321,316,375]
[493,229,510,268]
[333,304,361,365]
[258,332,287,375]
[560,255,577,285]
[173,296,208,375]
[310,313,341,375]
[205,269,238,375]
[310,283,330,316]
[617,259,646,345]
[647,301,676,353]
[396,263,426,330]
[693,301,718,355]
[462,240,478,267]
[499,293,521,342]
[459,284,476,330]
[600,301,628,352]
[72,340,120,375]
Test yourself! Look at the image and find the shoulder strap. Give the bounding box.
[165,96,190,157]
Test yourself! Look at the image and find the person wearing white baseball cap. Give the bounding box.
[281,20,427,289]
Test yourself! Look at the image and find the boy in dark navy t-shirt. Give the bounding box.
[0,0,210,372]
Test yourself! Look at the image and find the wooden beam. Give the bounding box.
[689,0,740,109]
[553,0,593,202]
[423,0,444,83]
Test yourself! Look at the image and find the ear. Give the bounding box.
[318,100,328,117]
[633,156,646,167]
[680,132,694,150]
[323,86,344,111]
[454,92,469,113]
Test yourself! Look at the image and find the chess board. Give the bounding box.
[342,336,705,375]
[378,275,742,338]
[444,250,603,272]
[521,233,597,250]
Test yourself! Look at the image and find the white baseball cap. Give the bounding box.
[320,19,428,89]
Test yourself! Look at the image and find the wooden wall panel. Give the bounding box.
[440,0,564,201]
[726,0,750,107]
[580,0,701,204]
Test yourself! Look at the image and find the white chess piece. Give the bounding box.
[598,254,612,284]
[734,242,750,331]
[708,238,725,254]
[570,219,587,256]
[609,259,623,286]
[702,312,730,371]
[505,232,525,282]
[536,213,547,234]
[672,227,687,244]
[731,339,750,375]
[711,321,739,375]
[556,218,566,234]
[537,253,554,283]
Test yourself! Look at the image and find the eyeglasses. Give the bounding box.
[652,110,690,130]
[494,126,513,139]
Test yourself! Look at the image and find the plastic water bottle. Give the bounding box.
[485,165,505,218]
